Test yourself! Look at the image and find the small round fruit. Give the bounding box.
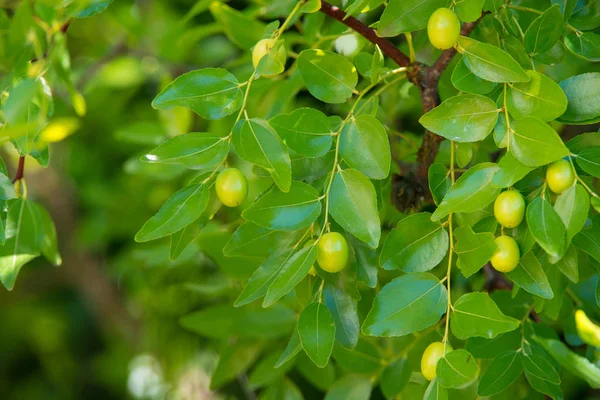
[546,159,574,194]
[421,342,452,381]
[427,8,461,50]
[491,236,520,272]
[494,190,526,228]
[575,309,600,347]
[215,168,248,207]
[316,232,348,273]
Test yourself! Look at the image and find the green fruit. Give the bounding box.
[421,341,452,381]
[215,168,248,207]
[316,232,348,273]
[546,159,575,194]
[494,190,526,228]
[491,236,520,272]
[252,38,286,76]
[427,8,461,50]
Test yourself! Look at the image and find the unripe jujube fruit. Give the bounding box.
[421,341,452,381]
[427,8,461,50]
[491,236,520,272]
[494,190,525,228]
[546,159,574,194]
[316,232,348,273]
[215,168,248,207]
[252,39,286,76]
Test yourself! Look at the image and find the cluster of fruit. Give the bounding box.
[215,168,349,276]
[419,159,575,381]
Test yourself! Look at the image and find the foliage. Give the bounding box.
[1,0,600,399]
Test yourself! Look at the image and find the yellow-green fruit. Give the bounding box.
[575,310,600,347]
[304,239,318,276]
[316,232,349,273]
[546,159,575,194]
[494,190,526,228]
[427,8,461,50]
[421,342,452,381]
[252,38,286,73]
[215,168,248,207]
[491,236,520,272]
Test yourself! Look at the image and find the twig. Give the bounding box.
[318,2,411,67]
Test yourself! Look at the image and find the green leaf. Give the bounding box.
[525,370,563,400]
[424,378,448,400]
[534,336,600,388]
[377,0,446,36]
[270,108,333,158]
[297,49,358,104]
[510,117,570,167]
[455,0,485,22]
[437,349,480,389]
[568,0,600,30]
[34,204,61,266]
[332,340,383,374]
[296,353,336,390]
[255,40,287,78]
[559,73,600,123]
[170,218,207,260]
[506,250,553,299]
[0,199,43,290]
[248,351,293,389]
[242,182,321,231]
[298,302,336,368]
[233,118,292,192]
[135,184,209,242]
[339,114,391,179]
[224,222,301,258]
[552,0,577,20]
[457,36,530,83]
[419,94,499,143]
[522,346,561,385]
[324,283,359,349]
[263,245,317,307]
[208,2,264,49]
[523,5,564,55]
[507,71,568,122]
[466,330,522,358]
[452,58,498,95]
[362,273,447,337]
[554,184,589,243]
[573,216,600,263]
[477,351,523,396]
[493,152,534,188]
[351,238,378,288]
[454,226,497,278]
[451,292,520,339]
[565,31,600,61]
[276,328,303,368]
[526,197,566,259]
[0,173,17,201]
[328,169,380,248]
[555,244,578,282]
[431,163,501,221]
[429,163,451,206]
[575,147,600,178]
[142,133,229,170]
[151,68,243,120]
[380,212,449,272]
[380,358,412,398]
[324,375,371,400]
[210,339,263,390]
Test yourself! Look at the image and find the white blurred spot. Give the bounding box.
[127,354,169,399]
[335,34,359,57]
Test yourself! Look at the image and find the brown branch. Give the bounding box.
[416,15,487,178]
[12,156,25,183]
[319,2,411,67]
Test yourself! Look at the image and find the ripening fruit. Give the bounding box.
[316,232,348,273]
[421,342,452,381]
[575,310,600,347]
[494,190,525,228]
[546,159,575,194]
[215,168,248,207]
[427,8,461,50]
[304,239,318,276]
[491,236,520,272]
[252,38,287,77]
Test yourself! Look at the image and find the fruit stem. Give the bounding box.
[443,141,456,352]
[405,32,416,63]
